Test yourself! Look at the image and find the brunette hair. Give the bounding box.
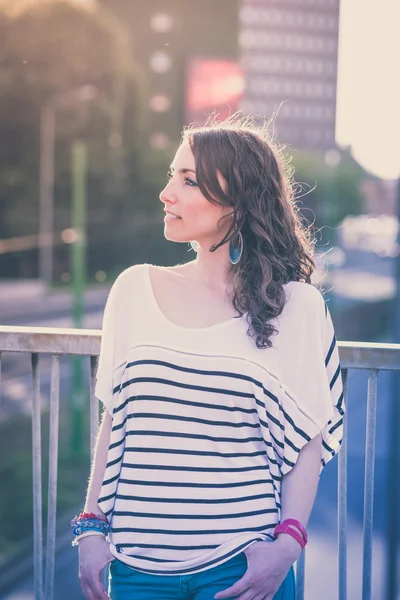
[182,113,316,350]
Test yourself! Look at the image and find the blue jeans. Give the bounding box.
[108,551,296,599]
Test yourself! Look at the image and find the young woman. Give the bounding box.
[74,115,345,600]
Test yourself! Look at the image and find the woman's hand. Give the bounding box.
[214,539,301,600]
[78,535,115,600]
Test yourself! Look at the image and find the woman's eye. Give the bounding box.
[167,170,197,186]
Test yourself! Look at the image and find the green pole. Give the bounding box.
[70,140,87,457]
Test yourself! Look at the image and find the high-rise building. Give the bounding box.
[239,0,340,151]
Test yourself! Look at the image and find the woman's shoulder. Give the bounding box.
[284,279,325,299]
[105,263,148,307]
[282,280,326,316]
[112,263,147,287]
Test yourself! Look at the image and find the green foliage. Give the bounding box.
[0,0,162,278]
[292,149,364,245]
[0,0,141,109]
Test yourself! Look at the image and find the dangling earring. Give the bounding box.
[190,240,199,253]
[229,230,243,264]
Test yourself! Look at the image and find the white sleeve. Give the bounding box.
[268,289,345,477]
[94,280,119,414]
[318,299,345,470]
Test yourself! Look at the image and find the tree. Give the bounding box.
[0,0,150,277]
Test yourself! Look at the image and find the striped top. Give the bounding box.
[95,263,344,576]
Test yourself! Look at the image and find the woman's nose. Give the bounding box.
[159,182,175,204]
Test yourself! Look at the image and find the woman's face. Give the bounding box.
[159,141,232,247]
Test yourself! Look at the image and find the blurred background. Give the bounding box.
[0,0,399,598]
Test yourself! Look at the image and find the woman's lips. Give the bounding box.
[164,214,182,221]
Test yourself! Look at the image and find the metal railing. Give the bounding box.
[0,325,400,600]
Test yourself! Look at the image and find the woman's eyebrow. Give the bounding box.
[169,166,196,174]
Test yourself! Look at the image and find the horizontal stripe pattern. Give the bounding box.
[94,265,346,575]
[97,341,342,575]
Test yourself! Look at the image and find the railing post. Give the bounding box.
[31,353,44,600]
[338,369,348,600]
[386,368,400,600]
[44,356,60,600]
[362,369,378,600]
[295,550,305,600]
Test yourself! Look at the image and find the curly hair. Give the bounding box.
[182,113,317,350]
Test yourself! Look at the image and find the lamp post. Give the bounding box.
[38,85,97,292]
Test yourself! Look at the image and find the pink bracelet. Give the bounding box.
[281,518,308,543]
[273,518,308,550]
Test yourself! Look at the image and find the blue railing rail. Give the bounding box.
[0,325,400,600]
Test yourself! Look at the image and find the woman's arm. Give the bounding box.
[214,432,323,599]
[274,431,322,560]
[78,408,114,600]
[83,408,113,516]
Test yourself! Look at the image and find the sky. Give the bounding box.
[336,0,400,179]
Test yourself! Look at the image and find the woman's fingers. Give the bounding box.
[80,569,109,600]
[90,574,110,600]
[78,537,113,598]
[79,579,96,600]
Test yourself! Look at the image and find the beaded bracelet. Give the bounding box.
[70,512,110,537]
[82,512,108,521]
[70,512,109,525]
[71,530,106,547]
